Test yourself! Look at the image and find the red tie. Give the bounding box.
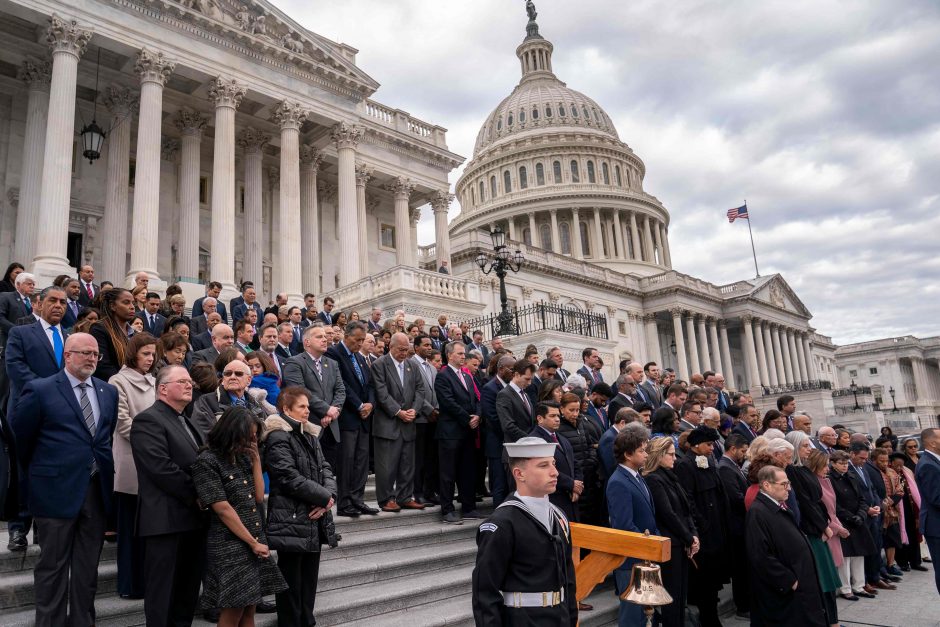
[86,283,93,298]
[550,432,558,443]
[780,502,789,511]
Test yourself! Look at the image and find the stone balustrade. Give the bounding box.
[361,98,449,149]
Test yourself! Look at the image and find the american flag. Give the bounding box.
[727,204,748,223]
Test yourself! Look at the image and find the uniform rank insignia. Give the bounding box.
[479,523,498,533]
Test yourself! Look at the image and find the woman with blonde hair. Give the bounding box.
[643,436,698,626]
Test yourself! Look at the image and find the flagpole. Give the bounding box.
[744,199,760,277]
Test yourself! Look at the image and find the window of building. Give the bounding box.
[379,224,396,250]
[238,185,245,214]
[559,104,566,117]
[539,223,552,251]
[560,222,571,254]
[532,107,539,120]
[583,105,591,118]
[503,170,512,193]
[618,320,627,336]
[522,227,532,246]
[615,165,622,186]
[869,367,878,375]
[128,159,136,188]
[496,118,502,131]
[479,180,485,202]
[470,186,475,205]
[587,161,596,183]
[570,160,580,183]
[572,106,579,118]
[602,162,610,184]
[535,163,545,186]
[580,221,591,255]
[849,369,858,378]
[519,166,528,189]
[553,161,562,183]
[199,176,210,205]
[519,109,526,123]
[490,175,497,198]
[545,105,553,117]
[508,113,514,127]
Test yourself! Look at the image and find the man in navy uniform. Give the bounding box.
[472,437,577,626]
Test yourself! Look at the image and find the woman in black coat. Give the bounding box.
[261,387,338,627]
[0,262,23,293]
[644,437,698,627]
[829,451,876,597]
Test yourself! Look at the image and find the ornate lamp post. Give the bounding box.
[850,379,859,410]
[475,226,524,337]
[889,386,897,412]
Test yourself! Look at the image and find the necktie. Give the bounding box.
[78,383,98,475]
[70,301,78,317]
[550,431,558,443]
[519,389,531,414]
[178,415,199,449]
[636,473,651,501]
[233,396,246,407]
[314,358,322,379]
[268,352,281,377]
[856,466,868,486]
[293,325,301,343]
[149,314,155,330]
[86,283,93,298]
[351,353,364,385]
[457,370,468,391]
[51,326,63,366]
[398,361,406,386]
[780,501,789,512]
[24,297,32,313]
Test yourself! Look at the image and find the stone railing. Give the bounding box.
[758,379,833,397]
[457,182,663,218]
[639,270,727,298]
[360,99,449,149]
[321,265,479,308]
[418,244,436,261]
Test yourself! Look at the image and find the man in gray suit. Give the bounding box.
[372,333,428,512]
[283,325,346,474]
[411,334,440,505]
[191,323,235,364]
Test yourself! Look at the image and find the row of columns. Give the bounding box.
[737,315,817,389]
[668,309,736,385]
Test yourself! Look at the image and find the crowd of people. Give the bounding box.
[0,260,938,627]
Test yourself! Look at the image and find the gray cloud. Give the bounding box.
[273,0,940,343]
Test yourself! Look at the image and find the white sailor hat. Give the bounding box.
[504,436,557,459]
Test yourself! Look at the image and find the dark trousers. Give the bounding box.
[438,435,476,515]
[276,551,321,627]
[927,535,940,594]
[729,538,750,612]
[659,545,689,627]
[374,434,416,505]
[34,479,106,627]
[115,492,145,597]
[896,539,923,568]
[414,422,438,499]
[144,528,206,627]
[338,424,370,510]
[319,428,341,482]
[864,515,883,585]
[487,456,508,506]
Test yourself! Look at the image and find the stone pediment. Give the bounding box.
[138,0,380,98]
[749,275,811,318]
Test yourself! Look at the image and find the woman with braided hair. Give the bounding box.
[91,287,137,381]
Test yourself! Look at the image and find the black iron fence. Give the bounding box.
[464,301,609,341]
[759,380,832,396]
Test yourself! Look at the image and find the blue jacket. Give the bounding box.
[606,464,658,573]
[326,343,373,432]
[5,321,64,420]
[12,370,117,518]
[916,451,940,538]
[586,403,608,433]
[249,372,281,407]
[192,296,228,324]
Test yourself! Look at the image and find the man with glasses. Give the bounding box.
[12,333,118,627]
[131,365,207,627]
[678,401,703,432]
[746,465,827,626]
[191,359,264,440]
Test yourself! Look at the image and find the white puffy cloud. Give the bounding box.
[273,0,940,343]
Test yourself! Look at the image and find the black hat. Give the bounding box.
[687,426,720,446]
[888,452,907,463]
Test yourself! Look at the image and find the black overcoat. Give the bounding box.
[829,468,877,557]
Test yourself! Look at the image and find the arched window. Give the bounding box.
[552,161,562,183]
[559,104,567,117]
[470,187,475,205]
[535,163,545,186]
[496,118,502,131]
[519,109,526,123]
[479,180,485,201]
[615,165,623,186]
[602,162,610,184]
[522,227,532,246]
[572,106,579,118]
[503,170,512,193]
[540,223,552,251]
[583,105,590,118]
[532,107,539,120]
[580,221,591,255]
[587,161,596,183]
[545,105,553,117]
[570,160,580,183]
[508,113,514,127]
[519,166,528,189]
[560,222,571,254]
[490,175,497,198]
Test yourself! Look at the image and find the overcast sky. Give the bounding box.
[273,0,940,345]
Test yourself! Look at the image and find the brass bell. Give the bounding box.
[620,556,673,627]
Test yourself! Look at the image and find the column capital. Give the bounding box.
[135,48,175,86]
[236,127,270,154]
[717,318,728,329]
[271,100,308,130]
[46,15,92,59]
[330,122,363,150]
[410,207,421,226]
[317,181,337,204]
[354,163,373,187]
[642,312,658,323]
[208,77,246,109]
[160,137,180,162]
[550,207,558,215]
[299,145,323,170]
[174,108,207,136]
[17,58,52,91]
[268,166,280,189]
[669,307,684,318]
[102,85,138,117]
[430,190,455,213]
[741,314,754,324]
[386,176,416,199]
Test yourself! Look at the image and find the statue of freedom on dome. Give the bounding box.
[526,1,538,22]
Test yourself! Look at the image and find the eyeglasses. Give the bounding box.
[222,370,249,378]
[770,480,791,488]
[164,379,194,387]
[67,350,102,361]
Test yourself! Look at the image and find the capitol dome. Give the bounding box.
[452,6,674,277]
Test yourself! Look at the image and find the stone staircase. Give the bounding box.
[0,478,620,626]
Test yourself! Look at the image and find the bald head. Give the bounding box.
[922,428,940,454]
[792,414,812,435]
[389,332,411,361]
[63,332,99,380]
[211,323,235,351]
[626,362,644,384]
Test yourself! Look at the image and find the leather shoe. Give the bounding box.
[381,500,401,513]
[256,600,276,613]
[356,503,380,515]
[839,593,859,601]
[400,499,426,510]
[911,565,929,572]
[7,530,27,552]
[578,602,593,611]
[424,495,440,506]
[884,574,902,583]
[337,507,360,517]
[855,590,875,599]
[442,511,463,524]
[887,564,904,577]
[874,580,896,590]
[862,584,878,595]
[462,510,484,520]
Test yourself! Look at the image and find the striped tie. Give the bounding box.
[78,383,98,475]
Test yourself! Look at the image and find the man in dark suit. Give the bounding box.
[231,285,264,324]
[607,374,638,421]
[529,402,580,522]
[189,297,217,336]
[371,331,428,514]
[466,330,490,370]
[192,323,235,364]
[496,359,536,444]
[0,272,34,347]
[286,307,307,353]
[190,312,221,352]
[136,292,166,338]
[283,325,346,473]
[547,346,570,382]
[850,443,891,591]
[228,281,251,319]
[256,323,287,380]
[192,281,228,324]
[3,286,68,550]
[606,425,658,626]
[524,358,557,404]
[130,365,206,627]
[265,292,287,318]
[640,361,663,408]
[76,265,99,308]
[434,341,481,524]
[598,410,632,482]
[411,334,440,505]
[717,433,751,618]
[915,428,940,593]
[733,403,760,444]
[576,347,602,388]
[275,322,297,360]
[61,279,83,330]
[317,296,336,326]
[585,382,613,433]
[367,307,383,333]
[481,355,514,506]
[746,466,827,626]
[326,321,378,516]
[12,332,118,627]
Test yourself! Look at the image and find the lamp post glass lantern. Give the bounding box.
[476,227,523,336]
[889,386,897,411]
[850,379,859,410]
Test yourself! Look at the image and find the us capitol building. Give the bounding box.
[0,0,936,431]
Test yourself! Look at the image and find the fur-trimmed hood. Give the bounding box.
[261,414,321,441]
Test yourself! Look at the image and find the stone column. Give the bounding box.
[912,358,931,404]
[507,217,517,242]
[628,212,642,261]
[236,128,268,289]
[527,212,538,246]
[97,86,137,283]
[644,313,662,364]
[653,220,664,266]
[172,109,206,283]
[14,59,52,264]
[718,320,736,387]
[696,315,710,371]
[299,146,323,292]
[613,210,626,260]
[550,209,561,253]
[31,16,92,283]
[754,319,770,386]
[802,334,816,379]
[786,330,802,383]
[354,163,372,276]
[592,207,604,258]
[388,176,415,266]
[571,208,583,258]
[772,325,791,385]
[331,122,363,286]
[763,322,780,386]
[268,166,280,295]
[431,190,455,271]
[273,101,307,304]
[684,313,700,375]
[660,223,672,268]
[642,215,655,263]
[125,49,174,289]
[795,332,810,381]
[410,208,421,266]
[208,77,246,299]
[670,308,689,381]
[707,318,722,374]
[740,316,760,389]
